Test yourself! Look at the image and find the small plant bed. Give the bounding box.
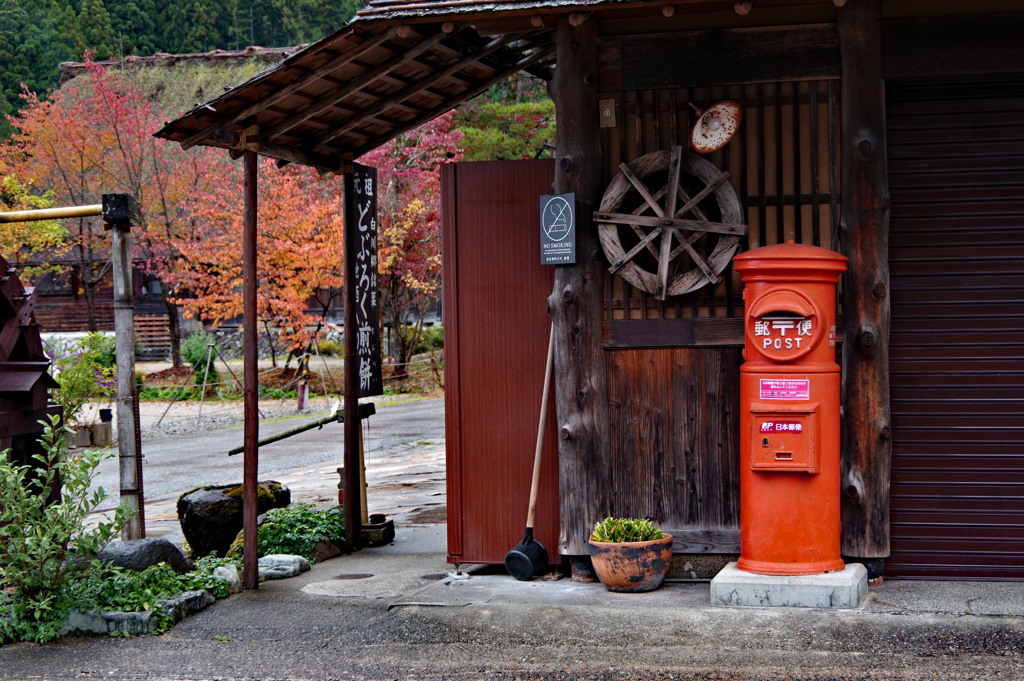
[0,418,239,644]
[227,503,346,567]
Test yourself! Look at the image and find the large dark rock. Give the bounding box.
[177,481,290,558]
[98,538,192,574]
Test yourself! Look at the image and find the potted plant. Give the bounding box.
[588,517,673,592]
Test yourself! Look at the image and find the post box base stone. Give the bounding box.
[710,562,867,609]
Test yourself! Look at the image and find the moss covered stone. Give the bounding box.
[176,481,290,558]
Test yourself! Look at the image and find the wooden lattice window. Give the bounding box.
[602,79,842,321]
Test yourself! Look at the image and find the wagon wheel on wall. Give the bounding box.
[595,146,747,300]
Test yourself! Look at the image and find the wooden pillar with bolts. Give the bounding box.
[548,16,613,560]
[838,0,892,564]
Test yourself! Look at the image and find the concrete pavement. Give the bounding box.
[3,523,1024,680]
[8,398,1024,679]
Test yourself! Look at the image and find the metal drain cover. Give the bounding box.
[333,573,374,580]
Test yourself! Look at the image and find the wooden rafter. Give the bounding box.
[180,27,399,151]
[263,27,461,143]
[351,43,555,156]
[312,32,525,150]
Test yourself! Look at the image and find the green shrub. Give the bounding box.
[229,504,344,562]
[93,334,116,368]
[181,331,219,387]
[590,517,664,543]
[414,325,444,355]
[0,416,133,643]
[315,338,342,357]
[44,333,117,423]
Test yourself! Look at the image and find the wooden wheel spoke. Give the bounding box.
[664,147,683,218]
[595,212,746,236]
[609,227,663,275]
[618,162,664,217]
[674,170,731,220]
[669,232,718,284]
[676,184,708,221]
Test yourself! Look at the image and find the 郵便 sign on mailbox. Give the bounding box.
[733,241,847,576]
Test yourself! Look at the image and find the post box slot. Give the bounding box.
[749,402,820,473]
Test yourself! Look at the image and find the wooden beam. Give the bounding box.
[263,28,458,143]
[206,129,343,173]
[351,44,555,157]
[838,0,891,562]
[179,27,399,151]
[242,148,260,590]
[594,212,747,236]
[548,18,612,559]
[311,33,524,151]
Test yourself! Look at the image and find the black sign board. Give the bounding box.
[345,163,383,398]
[539,193,576,265]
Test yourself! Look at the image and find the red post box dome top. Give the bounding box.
[732,240,847,283]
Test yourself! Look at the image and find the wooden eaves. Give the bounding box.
[154,20,555,170]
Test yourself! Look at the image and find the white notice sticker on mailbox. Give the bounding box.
[759,378,810,400]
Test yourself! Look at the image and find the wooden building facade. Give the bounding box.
[156,0,1024,581]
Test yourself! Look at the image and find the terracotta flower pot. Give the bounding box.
[588,533,673,592]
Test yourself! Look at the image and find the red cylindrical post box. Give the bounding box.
[732,242,848,575]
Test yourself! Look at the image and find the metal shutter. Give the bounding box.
[886,76,1024,579]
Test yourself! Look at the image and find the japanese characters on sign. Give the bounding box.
[539,193,576,265]
[759,421,804,434]
[753,315,814,351]
[759,378,811,400]
[345,163,383,398]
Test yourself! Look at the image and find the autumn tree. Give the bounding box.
[164,157,347,356]
[361,111,463,376]
[2,61,224,362]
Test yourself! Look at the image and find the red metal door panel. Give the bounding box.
[887,76,1024,580]
[442,159,560,565]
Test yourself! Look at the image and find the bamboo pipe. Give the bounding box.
[0,204,102,222]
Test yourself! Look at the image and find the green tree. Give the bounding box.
[79,0,118,60]
[454,99,555,162]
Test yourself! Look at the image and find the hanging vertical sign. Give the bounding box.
[345,163,383,398]
[539,193,576,265]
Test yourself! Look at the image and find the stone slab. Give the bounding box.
[710,561,867,609]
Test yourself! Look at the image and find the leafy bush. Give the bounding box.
[0,417,133,643]
[315,338,342,357]
[590,517,664,544]
[414,325,444,355]
[139,386,206,401]
[232,504,345,562]
[44,333,117,423]
[181,330,219,387]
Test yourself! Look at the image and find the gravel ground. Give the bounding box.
[138,401,333,440]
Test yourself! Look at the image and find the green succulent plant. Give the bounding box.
[590,517,664,543]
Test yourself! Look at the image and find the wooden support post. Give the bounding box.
[838,0,891,561]
[341,170,362,553]
[105,194,142,541]
[548,18,613,557]
[242,149,260,590]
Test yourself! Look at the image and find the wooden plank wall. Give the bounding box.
[595,24,843,552]
[607,347,742,551]
[600,79,842,321]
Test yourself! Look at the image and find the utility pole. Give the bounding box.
[103,194,144,540]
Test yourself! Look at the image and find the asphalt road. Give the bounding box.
[90,398,445,504]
